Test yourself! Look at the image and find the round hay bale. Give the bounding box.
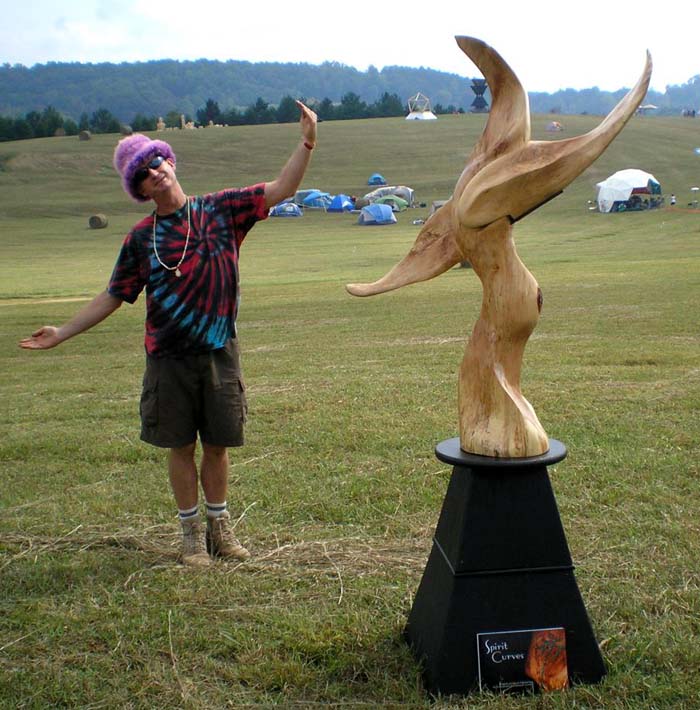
[89,214,108,229]
[120,124,133,136]
[79,130,91,141]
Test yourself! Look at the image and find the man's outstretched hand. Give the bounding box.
[19,326,61,350]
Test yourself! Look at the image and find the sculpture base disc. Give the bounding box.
[436,437,567,469]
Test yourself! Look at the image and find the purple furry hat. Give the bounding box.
[113,134,176,202]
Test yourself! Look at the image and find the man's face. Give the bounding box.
[134,154,176,199]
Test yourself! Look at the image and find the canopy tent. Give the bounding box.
[596,169,662,213]
[327,194,355,212]
[357,203,397,226]
[302,190,332,209]
[637,104,658,115]
[363,185,415,206]
[270,201,303,217]
[375,195,409,212]
[367,173,387,186]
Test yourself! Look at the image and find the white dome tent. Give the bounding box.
[406,92,437,120]
[596,169,662,213]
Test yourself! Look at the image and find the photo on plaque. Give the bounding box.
[476,627,568,693]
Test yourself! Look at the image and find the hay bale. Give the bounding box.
[79,130,91,141]
[120,125,133,136]
[89,214,108,229]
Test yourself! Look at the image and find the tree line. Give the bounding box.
[2,58,699,137]
[0,59,472,126]
[0,92,464,142]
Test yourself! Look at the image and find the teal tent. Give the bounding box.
[328,194,355,212]
[357,204,397,225]
[270,202,303,217]
[302,190,332,209]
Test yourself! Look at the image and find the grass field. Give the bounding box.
[1,112,699,708]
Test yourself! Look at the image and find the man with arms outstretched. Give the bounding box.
[20,102,317,567]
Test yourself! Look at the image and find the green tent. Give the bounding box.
[375,195,409,212]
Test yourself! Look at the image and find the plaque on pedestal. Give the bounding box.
[477,626,568,692]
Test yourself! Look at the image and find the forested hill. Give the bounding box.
[0,60,471,121]
[1,58,698,121]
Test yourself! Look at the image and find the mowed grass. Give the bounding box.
[1,113,699,708]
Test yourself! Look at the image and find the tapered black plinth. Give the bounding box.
[404,438,606,696]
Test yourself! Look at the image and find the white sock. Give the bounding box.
[178,504,199,522]
[205,501,228,519]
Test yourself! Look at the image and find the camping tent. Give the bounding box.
[375,195,408,212]
[302,190,332,209]
[270,202,303,217]
[429,200,449,215]
[406,92,438,120]
[363,185,415,206]
[406,110,437,121]
[327,194,355,212]
[367,173,387,186]
[357,204,397,225]
[596,169,662,213]
[293,188,321,205]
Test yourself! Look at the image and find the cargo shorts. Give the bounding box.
[139,338,247,449]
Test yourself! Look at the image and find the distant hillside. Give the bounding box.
[0,60,472,121]
[1,59,698,121]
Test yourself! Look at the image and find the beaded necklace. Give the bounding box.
[152,197,190,277]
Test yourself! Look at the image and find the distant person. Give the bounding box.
[20,101,318,567]
[670,193,676,205]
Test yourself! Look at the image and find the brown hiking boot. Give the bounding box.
[207,511,251,560]
[180,516,212,568]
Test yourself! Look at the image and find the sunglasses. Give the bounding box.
[134,154,165,184]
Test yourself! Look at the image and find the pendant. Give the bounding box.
[175,268,182,277]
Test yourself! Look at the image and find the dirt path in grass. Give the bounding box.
[0,296,91,307]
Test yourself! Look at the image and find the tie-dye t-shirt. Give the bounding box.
[108,185,268,358]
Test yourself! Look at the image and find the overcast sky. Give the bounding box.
[2,1,694,94]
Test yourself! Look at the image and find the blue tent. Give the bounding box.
[270,202,303,217]
[302,190,332,209]
[293,188,321,205]
[357,203,397,225]
[327,194,355,212]
[367,173,387,186]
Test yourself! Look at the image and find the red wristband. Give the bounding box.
[303,141,315,150]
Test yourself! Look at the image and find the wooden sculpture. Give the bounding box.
[347,37,652,458]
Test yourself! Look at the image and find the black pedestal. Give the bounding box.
[404,438,606,696]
